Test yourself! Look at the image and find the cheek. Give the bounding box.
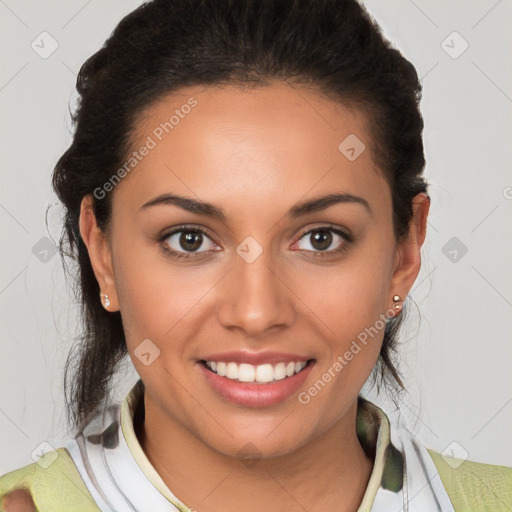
[295,248,392,337]
[293,265,389,423]
[111,232,213,353]
[291,241,393,380]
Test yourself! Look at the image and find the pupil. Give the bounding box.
[180,231,202,251]
[311,230,331,250]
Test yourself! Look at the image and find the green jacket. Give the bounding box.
[1,447,511,511]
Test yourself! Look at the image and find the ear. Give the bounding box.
[79,194,119,311]
[388,192,430,311]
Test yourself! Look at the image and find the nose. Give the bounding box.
[216,247,296,338]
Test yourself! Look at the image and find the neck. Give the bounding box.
[135,395,374,512]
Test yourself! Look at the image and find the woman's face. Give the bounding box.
[82,82,427,458]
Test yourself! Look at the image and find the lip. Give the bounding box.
[197,358,315,407]
[199,350,310,366]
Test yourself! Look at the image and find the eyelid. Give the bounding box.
[295,223,352,240]
[160,224,215,240]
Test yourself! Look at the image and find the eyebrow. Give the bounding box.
[140,192,372,220]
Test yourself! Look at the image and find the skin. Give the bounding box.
[79,82,429,511]
[1,489,36,512]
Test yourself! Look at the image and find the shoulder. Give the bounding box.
[427,448,512,511]
[0,447,101,512]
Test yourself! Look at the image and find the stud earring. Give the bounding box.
[100,293,111,309]
[386,295,403,323]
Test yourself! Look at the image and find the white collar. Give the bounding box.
[65,380,454,511]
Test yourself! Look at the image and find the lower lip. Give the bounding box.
[197,362,314,407]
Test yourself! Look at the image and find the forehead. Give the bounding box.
[113,83,390,220]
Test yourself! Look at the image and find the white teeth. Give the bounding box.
[205,360,308,383]
[238,363,255,382]
[274,362,286,380]
[256,364,274,383]
[216,361,226,377]
[226,362,238,379]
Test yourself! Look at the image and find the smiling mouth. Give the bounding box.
[200,359,315,384]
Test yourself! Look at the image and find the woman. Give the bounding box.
[1,0,510,510]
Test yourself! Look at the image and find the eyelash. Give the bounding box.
[158,224,353,261]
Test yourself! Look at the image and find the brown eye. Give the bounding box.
[309,230,332,251]
[162,227,218,256]
[179,231,204,252]
[294,227,350,254]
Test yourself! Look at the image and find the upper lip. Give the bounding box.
[199,351,312,365]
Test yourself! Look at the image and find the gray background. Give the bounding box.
[1,0,511,474]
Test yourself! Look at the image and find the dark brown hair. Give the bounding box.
[52,0,428,432]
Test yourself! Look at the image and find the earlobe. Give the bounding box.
[79,195,119,311]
